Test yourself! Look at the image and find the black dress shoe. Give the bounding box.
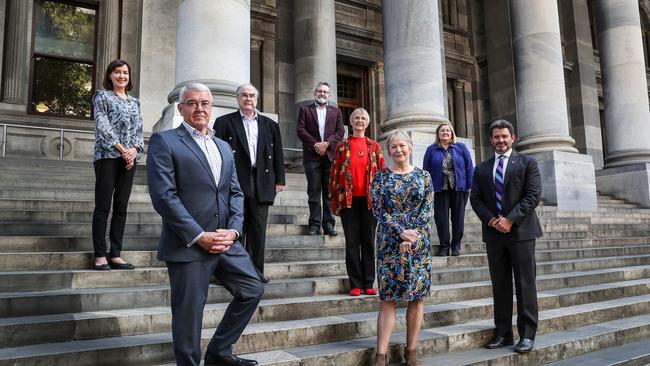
[108,261,135,270]
[308,226,320,235]
[484,336,514,349]
[436,249,450,257]
[260,275,269,283]
[514,338,534,353]
[205,353,258,366]
[323,225,337,236]
[451,249,460,256]
[93,263,111,271]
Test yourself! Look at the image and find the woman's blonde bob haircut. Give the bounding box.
[435,122,457,145]
[384,129,413,151]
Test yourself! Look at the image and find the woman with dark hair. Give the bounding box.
[329,107,384,297]
[91,59,143,270]
[423,122,473,256]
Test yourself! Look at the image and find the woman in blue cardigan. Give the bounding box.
[423,122,474,256]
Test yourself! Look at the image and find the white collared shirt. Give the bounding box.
[315,102,327,141]
[240,111,258,167]
[492,149,512,181]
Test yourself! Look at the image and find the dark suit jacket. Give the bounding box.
[146,125,244,262]
[296,103,345,161]
[213,110,285,204]
[470,150,543,243]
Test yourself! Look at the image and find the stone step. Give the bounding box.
[3,290,648,366]
[2,263,650,318]
[3,245,650,272]
[3,253,650,293]
[0,188,153,202]
[2,275,649,352]
[546,337,650,366]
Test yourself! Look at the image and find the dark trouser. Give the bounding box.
[486,238,538,340]
[304,157,335,230]
[243,169,270,275]
[91,158,136,259]
[340,196,376,289]
[434,190,468,253]
[166,243,264,366]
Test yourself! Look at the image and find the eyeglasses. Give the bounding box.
[183,100,211,109]
[238,93,257,99]
[315,89,330,95]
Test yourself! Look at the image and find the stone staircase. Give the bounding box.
[0,158,650,365]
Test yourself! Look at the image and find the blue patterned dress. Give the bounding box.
[371,167,434,301]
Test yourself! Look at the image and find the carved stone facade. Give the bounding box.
[0,0,649,207]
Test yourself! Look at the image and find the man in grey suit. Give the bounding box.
[470,119,542,354]
[147,83,263,366]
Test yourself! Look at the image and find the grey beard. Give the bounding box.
[316,97,328,105]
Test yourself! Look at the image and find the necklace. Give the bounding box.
[357,150,365,158]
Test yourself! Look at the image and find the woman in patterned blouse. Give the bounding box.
[422,122,474,256]
[91,59,144,271]
[328,108,384,297]
[371,130,434,366]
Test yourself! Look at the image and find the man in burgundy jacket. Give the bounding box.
[296,82,345,235]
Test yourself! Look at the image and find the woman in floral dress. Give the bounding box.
[371,130,434,366]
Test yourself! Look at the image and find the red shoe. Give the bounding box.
[349,288,361,296]
[364,288,377,295]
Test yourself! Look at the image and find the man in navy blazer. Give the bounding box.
[470,119,542,354]
[296,82,345,235]
[147,83,263,366]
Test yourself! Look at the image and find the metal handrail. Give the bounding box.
[0,122,304,160]
[0,123,93,159]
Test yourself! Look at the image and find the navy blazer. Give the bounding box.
[296,103,345,162]
[213,111,285,204]
[422,142,474,192]
[469,150,543,242]
[146,125,244,262]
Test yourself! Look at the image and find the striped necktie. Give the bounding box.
[495,155,505,215]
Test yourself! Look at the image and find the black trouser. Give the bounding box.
[486,238,538,340]
[340,196,376,289]
[304,157,335,230]
[433,189,468,253]
[242,169,270,275]
[92,157,136,259]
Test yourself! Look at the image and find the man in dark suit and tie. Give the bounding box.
[213,83,285,283]
[470,119,543,354]
[147,83,263,366]
[296,82,345,235]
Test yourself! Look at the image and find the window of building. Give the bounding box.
[29,0,98,118]
[587,0,599,51]
[337,74,361,127]
[642,9,650,70]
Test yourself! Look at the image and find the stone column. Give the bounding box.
[293,0,338,105]
[510,0,597,210]
[453,80,467,137]
[154,0,251,131]
[381,0,450,166]
[96,0,121,90]
[1,0,30,106]
[594,0,650,207]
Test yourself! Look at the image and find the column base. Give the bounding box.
[153,103,235,132]
[377,131,475,169]
[530,150,597,211]
[596,163,650,208]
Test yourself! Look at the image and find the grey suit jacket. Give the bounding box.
[470,150,543,243]
[147,125,244,262]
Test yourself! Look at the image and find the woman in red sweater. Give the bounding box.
[329,108,385,296]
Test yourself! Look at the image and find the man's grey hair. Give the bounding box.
[384,129,413,151]
[179,83,212,103]
[488,119,515,137]
[235,83,260,97]
[315,81,331,91]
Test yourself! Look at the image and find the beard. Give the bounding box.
[316,96,328,105]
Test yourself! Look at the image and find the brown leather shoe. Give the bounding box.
[404,348,421,366]
[373,353,386,366]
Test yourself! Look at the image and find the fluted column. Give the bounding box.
[95,0,121,91]
[509,0,596,211]
[596,0,650,166]
[510,0,577,154]
[293,0,337,104]
[2,0,31,104]
[382,0,448,135]
[594,0,650,207]
[155,0,250,131]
